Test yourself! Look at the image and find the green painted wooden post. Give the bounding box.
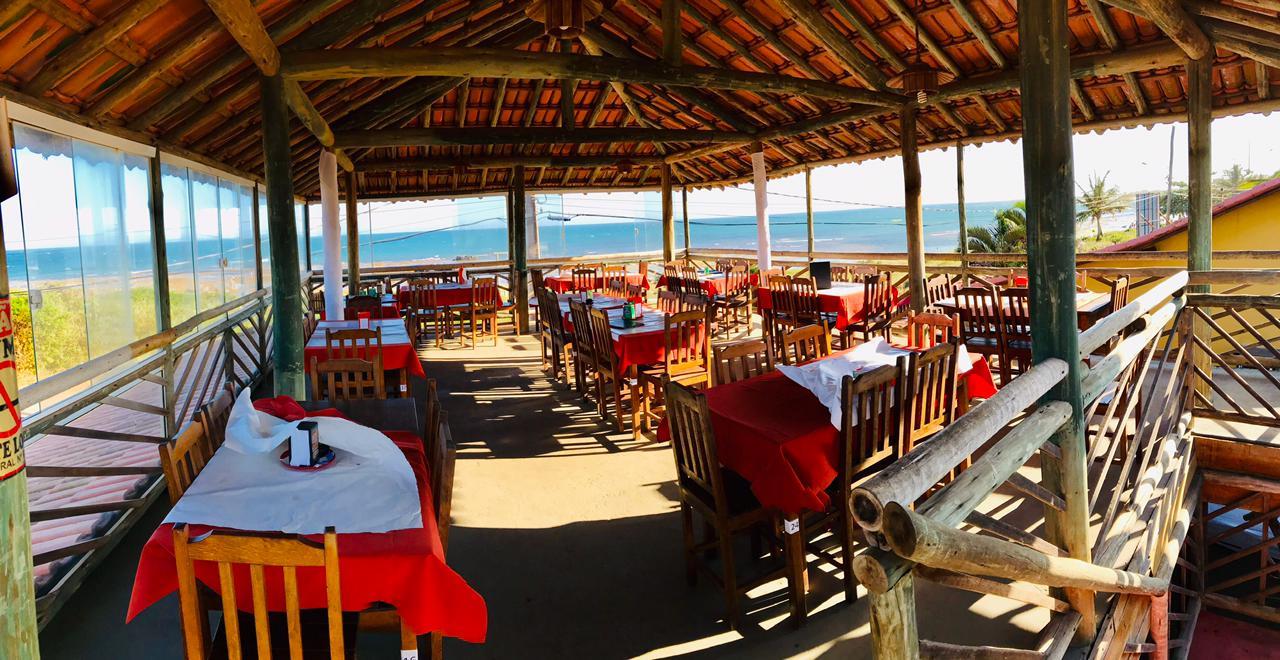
[261,75,305,399]
[345,169,359,296]
[510,166,530,335]
[147,152,178,439]
[1187,56,1212,285]
[0,98,39,659]
[250,183,264,291]
[956,141,968,271]
[805,166,815,260]
[681,186,691,257]
[901,103,926,313]
[661,164,675,262]
[1019,0,1096,640]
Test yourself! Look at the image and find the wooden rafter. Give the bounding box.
[777,0,887,88]
[25,0,168,95]
[357,155,666,171]
[1130,0,1213,60]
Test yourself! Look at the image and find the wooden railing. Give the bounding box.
[21,290,274,628]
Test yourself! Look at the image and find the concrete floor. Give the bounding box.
[40,333,1054,659]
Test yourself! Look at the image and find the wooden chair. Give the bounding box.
[804,360,906,603]
[712,338,774,386]
[635,309,712,437]
[764,274,796,356]
[587,306,629,432]
[905,311,960,349]
[571,267,598,292]
[1110,275,1131,313]
[172,525,355,660]
[954,284,1004,370]
[196,386,236,452]
[789,277,827,328]
[922,275,955,312]
[465,277,500,348]
[309,356,386,401]
[664,380,791,630]
[325,327,382,360]
[567,299,597,396]
[602,265,627,291]
[999,287,1033,383]
[681,292,710,314]
[421,270,455,285]
[404,280,456,347]
[656,290,684,315]
[345,294,382,320]
[636,261,650,289]
[842,271,894,346]
[159,420,212,504]
[712,266,752,335]
[904,340,960,451]
[781,323,831,365]
[538,288,574,384]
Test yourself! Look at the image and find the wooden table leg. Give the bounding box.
[782,515,808,628]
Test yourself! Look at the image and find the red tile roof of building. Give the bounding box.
[1095,177,1280,253]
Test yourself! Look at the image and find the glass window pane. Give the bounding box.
[73,139,135,358]
[123,153,156,338]
[12,124,88,380]
[259,186,270,288]
[218,180,243,298]
[191,171,224,312]
[163,164,197,324]
[1,193,35,388]
[238,184,256,294]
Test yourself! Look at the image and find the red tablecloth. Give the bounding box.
[656,273,759,297]
[656,346,997,514]
[343,301,401,320]
[756,283,898,331]
[126,402,487,641]
[305,320,426,379]
[562,307,668,375]
[544,273,648,293]
[396,283,506,310]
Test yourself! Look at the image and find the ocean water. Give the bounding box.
[342,200,1013,266]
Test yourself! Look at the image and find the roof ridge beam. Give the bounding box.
[333,127,750,148]
[278,46,904,108]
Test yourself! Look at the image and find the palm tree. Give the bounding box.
[1076,172,1127,240]
[964,202,1027,254]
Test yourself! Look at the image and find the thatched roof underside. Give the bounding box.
[1,0,1276,199]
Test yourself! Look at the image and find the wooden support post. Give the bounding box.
[149,151,177,440]
[319,150,342,319]
[681,186,691,257]
[1019,0,1096,640]
[956,142,969,271]
[261,75,305,399]
[662,0,682,66]
[1187,55,1213,399]
[661,163,675,262]
[1149,591,1170,660]
[751,144,773,272]
[345,169,359,296]
[0,97,39,660]
[805,166,815,260]
[870,572,920,659]
[901,103,926,313]
[250,184,263,291]
[510,166,530,335]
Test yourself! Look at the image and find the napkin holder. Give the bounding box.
[289,421,320,467]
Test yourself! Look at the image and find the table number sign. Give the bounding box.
[289,421,320,467]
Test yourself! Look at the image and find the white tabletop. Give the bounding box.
[308,318,412,348]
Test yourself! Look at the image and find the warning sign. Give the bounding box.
[0,296,22,481]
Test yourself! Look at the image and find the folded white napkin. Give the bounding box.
[223,389,401,460]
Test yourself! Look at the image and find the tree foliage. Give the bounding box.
[1076,172,1128,240]
[964,201,1027,254]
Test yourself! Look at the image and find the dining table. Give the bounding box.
[656,271,756,297]
[126,397,487,642]
[395,280,504,309]
[755,282,899,331]
[655,341,997,624]
[559,298,673,376]
[933,290,1111,330]
[543,272,649,293]
[305,318,426,392]
[343,293,401,320]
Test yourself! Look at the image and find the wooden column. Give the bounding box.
[510,166,530,334]
[250,184,263,291]
[661,163,675,262]
[261,75,305,399]
[805,166,815,260]
[149,152,173,332]
[751,144,773,272]
[901,103,926,313]
[318,150,342,319]
[345,169,359,296]
[662,0,683,65]
[870,573,919,658]
[956,142,969,270]
[1019,0,1095,640]
[0,97,39,660]
[1188,56,1213,284]
[681,186,691,257]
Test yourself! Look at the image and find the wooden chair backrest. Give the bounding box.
[432,409,457,551]
[837,360,905,498]
[923,275,955,309]
[159,420,211,504]
[325,327,382,360]
[954,285,1003,342]
[723,266,750,294]
[1001,286,1032,339]
[906,311,960,349]
[712,338,774,385]
[309,356,386,401]
[540,288,569,345]
[346,294,381,317]
[636,261,650,283]
[604,277,627,299]
[404,279,440,312]
[1110,275,1130,311]
[681,293,709,313]
[602,265,627,284]
[471,276,499,312]
[789,276,822,320]
[172,525,344,660]
[626,283,645,300]
[664,309,711,378]
[196,386,235,451]
[664,380,728,510]
[766,274,793,316]
[571,268,597,292]
[422,270,454,285]
[904,340,959,447]
[587,306,619,374]
[567,299,595,362]
[678,265,698,281]
[863,271,895,318]
[531,268,545,292]
[782,323,831,365]
[656,290,683,315]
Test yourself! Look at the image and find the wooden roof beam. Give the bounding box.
[662,0,681,66]
[356,155,667,171]
[879,0,961,76]
[829,0,906,71]
[203,0,352,170]
[777,0,888,88]
[25,0,167,95]
[279,46,904,108]
[1129,0,1213,60]
[333,127,750,149]
[947,0,1005,69]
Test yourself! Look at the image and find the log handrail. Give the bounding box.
[1078,271,1187,357]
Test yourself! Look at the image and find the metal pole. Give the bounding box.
[260,75,305,399]
[902,104,926,313]
[1019,0,1095,640]
[0,97,39,660]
